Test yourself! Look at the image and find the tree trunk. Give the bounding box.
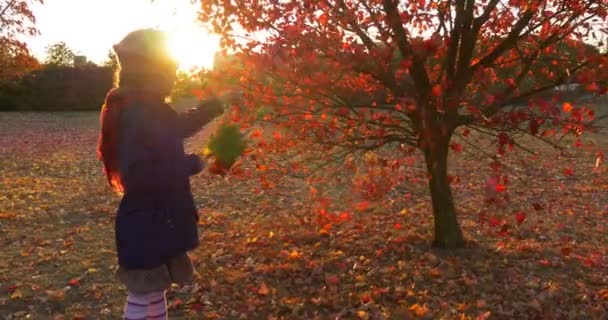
[424,133,465,249]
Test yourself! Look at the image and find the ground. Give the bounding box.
[0,111,606,319]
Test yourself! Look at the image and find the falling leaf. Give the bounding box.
[431,84,441,97]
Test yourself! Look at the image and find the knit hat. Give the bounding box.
[113,28,174,64]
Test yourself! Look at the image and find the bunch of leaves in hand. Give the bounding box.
[206,124,246,174]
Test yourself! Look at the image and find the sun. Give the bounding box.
[168,26,220,72]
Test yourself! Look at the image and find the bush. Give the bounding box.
[0,65,113,111]
[18,65,113,111]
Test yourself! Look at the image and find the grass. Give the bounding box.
[0,111,606,319]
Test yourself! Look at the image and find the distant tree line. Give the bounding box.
[0,42,117,111]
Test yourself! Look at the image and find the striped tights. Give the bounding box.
[123,291,167,320]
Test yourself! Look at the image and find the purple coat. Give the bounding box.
[115,98,221,269]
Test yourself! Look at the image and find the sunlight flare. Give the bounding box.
[168,26,219,72]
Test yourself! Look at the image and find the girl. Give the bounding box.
[97,28,239,319]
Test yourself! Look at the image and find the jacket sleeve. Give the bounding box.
[119,105,202,193]
[176,97,224,138]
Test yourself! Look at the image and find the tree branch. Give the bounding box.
[472,10,534,70]
[382,0,431,96]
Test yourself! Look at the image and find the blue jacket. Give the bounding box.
[115,98,221,269]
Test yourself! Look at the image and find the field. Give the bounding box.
[0,111,607,319]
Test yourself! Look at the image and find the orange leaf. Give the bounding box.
[563,102,573,112]
[598,288,608,301]
[258,282,270,295]
[287,250,301,260]
[409,303,429,317]
[191,89,203,100]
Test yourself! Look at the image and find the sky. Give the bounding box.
[26,0,220,69]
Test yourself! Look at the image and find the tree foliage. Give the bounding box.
[0,0,43,81]
[0,0,42,55]
[199,0,608,248]
[171,70,202,100]
[44,41,76,66]
[103,49,118,70]
[0,65,113,111]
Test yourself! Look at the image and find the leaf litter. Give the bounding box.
[0,112,606,319]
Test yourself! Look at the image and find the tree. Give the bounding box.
[0,0,42,76]
[0,0,42,52]
[199,1,608,248]
[103,50,118,70]
[44,41,75,66]
[170,71,202,100]
[0,0,42,110]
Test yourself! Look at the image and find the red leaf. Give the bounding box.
[354,201,370,212]
[495,184,506,193]
[191,88,203,100]
[169,298,183,310]
[338,211,351,221]
[529,120,539,135]
[68,279,79,286]
[489,217,501,228]
[563,102,573,113]
[325,275,340,285]
[563,167,574,176]
[431,84,441,97]
[514,212,526,225]
[506,78,515,87]
[450,142,462,152]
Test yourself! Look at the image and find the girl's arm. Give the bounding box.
[176,91,243,138]
[119,105,202,193]
[176,97,224,138]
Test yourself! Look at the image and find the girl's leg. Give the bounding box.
[123,292,149,320]
[146,291,167,320]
